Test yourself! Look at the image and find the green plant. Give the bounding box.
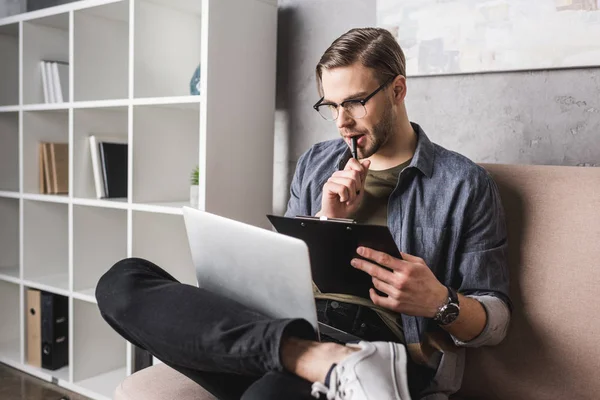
[190,165,199,185]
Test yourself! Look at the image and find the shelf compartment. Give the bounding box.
[22,13,70,105]
[0,281,21,365]
[73,107,128,200]
[0,197,20,283]
[132,211,196,285]
[22,200,69,291]
[0,23,19,107]
[74,0,129,101]
[22,109,69,195]
[134,0,201,99]
[73,205,127,298]
[73,299,127,398]
[0,112,19,192]
[132,102,198,204]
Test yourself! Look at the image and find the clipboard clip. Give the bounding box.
[294,215,357,224]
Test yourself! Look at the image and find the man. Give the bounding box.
[96,28,511,400]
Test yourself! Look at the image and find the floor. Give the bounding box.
[0,363,90,400]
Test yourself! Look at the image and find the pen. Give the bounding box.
[351,136,360,195]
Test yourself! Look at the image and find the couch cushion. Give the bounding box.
[455,164,600,400]
[114,363,216,400]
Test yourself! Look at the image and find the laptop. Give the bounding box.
[182,207,361,343]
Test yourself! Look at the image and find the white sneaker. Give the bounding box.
[310,341,412,400]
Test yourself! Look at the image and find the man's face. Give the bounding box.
[320,63,395,159]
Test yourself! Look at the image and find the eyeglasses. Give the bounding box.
[313,76,395,121]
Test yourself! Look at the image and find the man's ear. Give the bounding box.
[392,75,407,103]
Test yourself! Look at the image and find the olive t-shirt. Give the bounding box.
[349,158,412,226]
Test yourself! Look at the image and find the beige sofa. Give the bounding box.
[114,164,600,400]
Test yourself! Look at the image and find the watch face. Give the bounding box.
[441,304,460,325]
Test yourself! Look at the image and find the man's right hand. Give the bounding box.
[317,158,371,219]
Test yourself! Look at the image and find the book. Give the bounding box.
[38,142,68,194]
[99,142,128,198]
[26,289,42,368]
[89,135,128,199]
[39,60,69,103]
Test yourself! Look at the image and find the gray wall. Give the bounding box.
[273,0,600,214]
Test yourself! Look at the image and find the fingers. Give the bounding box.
[369,288,398,310]
[356,247,403,271]
[371,277,400,298]
[323,181,352,203]
[400,252,425,265]
[344,158,371,189]
[351,257,397,283]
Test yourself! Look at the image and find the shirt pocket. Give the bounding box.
[412,226,449,271]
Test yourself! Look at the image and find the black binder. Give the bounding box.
[267,214,402,299]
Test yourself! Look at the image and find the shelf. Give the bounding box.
[134,0,201,98]
[132,102,199,204]
[74,0,129,101]
[73,205,127,294]
[132,211,196,285]
[72,288,97,304]
[23,274,70,297]
[26,364,70,384]
[72,197,129,210]
[73,107,128,199]
[76,367,127,399]
[0,281,20,364]
[22,109,69,195]
[0,338,21,366]
[0,266,20,285]
[73,300,127,394]
[0,112,19,192]
[22,193,70,204]
[0,191,21,199]
[22,13,70,105]
[0,23,19,107]
[131,201,190,215]
[0,198,20,281]
[23,200,69,287]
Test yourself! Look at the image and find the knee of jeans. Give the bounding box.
[95,257,144,320]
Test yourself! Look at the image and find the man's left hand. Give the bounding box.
[351,246,448,318]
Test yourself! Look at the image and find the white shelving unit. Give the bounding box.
[0,0,278,398]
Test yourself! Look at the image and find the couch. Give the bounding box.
[113,163,600,400]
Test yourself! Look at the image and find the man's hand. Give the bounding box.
[317,158,371,219]
[350,247,447,318]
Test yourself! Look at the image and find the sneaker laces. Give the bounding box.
[310,365,354,400]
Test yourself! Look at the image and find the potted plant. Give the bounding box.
[190,165,199,208]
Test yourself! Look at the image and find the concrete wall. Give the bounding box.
[273,0,600,214]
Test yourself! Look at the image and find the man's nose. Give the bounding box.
[336,107,354,130]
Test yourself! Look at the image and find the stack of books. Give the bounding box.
[38,141,68,195]
[40,60,68,103]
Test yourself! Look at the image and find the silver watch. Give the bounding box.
[433,286,460,326]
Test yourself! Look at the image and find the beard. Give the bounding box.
[357,101,394,159]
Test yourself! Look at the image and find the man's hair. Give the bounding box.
[316,27,406,96]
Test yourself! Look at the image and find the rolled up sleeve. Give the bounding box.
[455,169,512,347]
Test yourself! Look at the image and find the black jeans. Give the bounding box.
[96,257,406,400]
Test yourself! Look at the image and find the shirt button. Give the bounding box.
[330,301,339,309]
[360,323,367,328]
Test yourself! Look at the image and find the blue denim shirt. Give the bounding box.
[285,123,511,398]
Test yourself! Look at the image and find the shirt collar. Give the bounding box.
[336,122,435,178]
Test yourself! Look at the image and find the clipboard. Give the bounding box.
[267,214,402,299]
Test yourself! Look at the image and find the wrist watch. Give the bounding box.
[433,286,460,326]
